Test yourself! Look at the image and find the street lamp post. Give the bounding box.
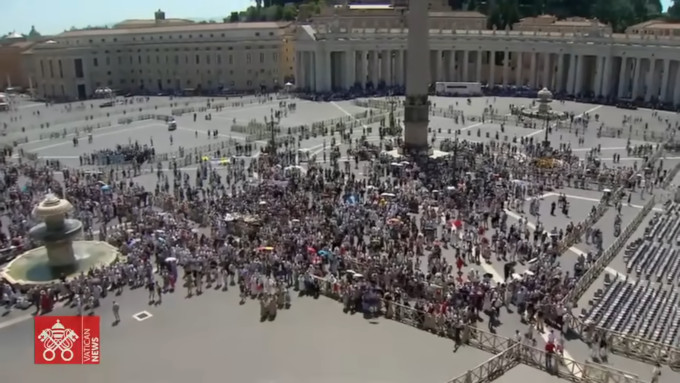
[536,87,554,148]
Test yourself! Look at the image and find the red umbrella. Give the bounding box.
[307,246,316,253]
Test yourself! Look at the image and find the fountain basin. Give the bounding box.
[29,219,83,242]
[1,241,119,286]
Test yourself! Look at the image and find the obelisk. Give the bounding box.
[403,0,430,151]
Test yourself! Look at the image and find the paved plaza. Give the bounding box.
[1,95,679,382]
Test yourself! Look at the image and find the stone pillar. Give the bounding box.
[295,51,302,88]
[674,66,680,105]
[381,50,390,84]
[436,50,444,82]
[516,51,523,86]
[404,0,430,150]
[530,52,537,88]
[463,50,469,82]
[594,56,604,96]
[542,53,550,88]
[555,53,564,92]
[567,54,576,94]
[359,51,367,88]
[602,56,613,98]
[346,50,356,89]
[502,50,509,86]
[476,50,482,82]
[371,51,380,85]
[618,57,628,98]
[660,59,670,102]
[631,57,642,99]
[644,59,655,102]
[489,50,496,86]
[395,50,404,87]
[575,55,586,95]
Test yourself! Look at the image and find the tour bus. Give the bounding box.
[435,82,483,97]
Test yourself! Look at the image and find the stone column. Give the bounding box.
[567,54,576,94]
[437,50,444,82]
[359,50,367,88]
[476,50,482,82]
[395,50,404,87]
[575,55,586,95]
[631,57,642,99]
[516,52,523,86]
[404,0,430,150]
[381,50,390,84]
[594,56,604,96]
[644,59,656,102]
[502,51,509,86]
[372,51,381,85]
[555,53,564,92]
[542,53,550,88]
[489,50,496,86]
[295,51,302,88]
[602,56,613,98]
[660,59,670,102]
[674,66,680,105]
[530,52,537,88]
[618,57,628,98]
[346,50,355,89]
[463,50,469,82]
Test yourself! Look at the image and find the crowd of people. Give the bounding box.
[0,95,670,378]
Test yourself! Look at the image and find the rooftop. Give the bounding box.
[56,21,291,38]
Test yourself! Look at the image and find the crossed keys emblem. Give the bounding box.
[37,320,79,362]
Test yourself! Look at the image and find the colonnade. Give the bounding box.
[296,48,680,104]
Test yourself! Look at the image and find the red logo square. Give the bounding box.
[34,316,100,365]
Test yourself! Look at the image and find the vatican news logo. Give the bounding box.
[34,316,100,365]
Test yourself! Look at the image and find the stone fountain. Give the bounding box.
[1,193,119,286]
[517,88,567,121]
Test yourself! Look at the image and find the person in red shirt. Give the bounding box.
[545,341,556,372]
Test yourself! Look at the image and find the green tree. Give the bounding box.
[282,4,298,20]
[228,12,240,22]
[670,0,680,20]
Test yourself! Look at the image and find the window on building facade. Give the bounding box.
[93,58,99,67]
[118,57,122,65]
[206,55,210,65]
[217,55,221,64]
[58,60,63,78]
[40,60,45,77]
[175,55,179,65]
[74,59,84,78]
[260,53,264,64]
[48,60,54,78]
[185,56,189,64]
[105,57,110,66]
[246,54,251,64]
[272,52,277,62]
[229,55,233,65]
[156,56,160,64]
[138,56,142,64]
[61,85,65,95]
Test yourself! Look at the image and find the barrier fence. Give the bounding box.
[307,275,646,383]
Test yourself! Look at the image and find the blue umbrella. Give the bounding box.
[318,250,333,258]
[101,184,111,191]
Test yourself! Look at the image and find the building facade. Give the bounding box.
[295,24,680,104]
[23,15,293,100]
[0,34,37,91]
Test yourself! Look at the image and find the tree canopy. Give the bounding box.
[227,0,673,33]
